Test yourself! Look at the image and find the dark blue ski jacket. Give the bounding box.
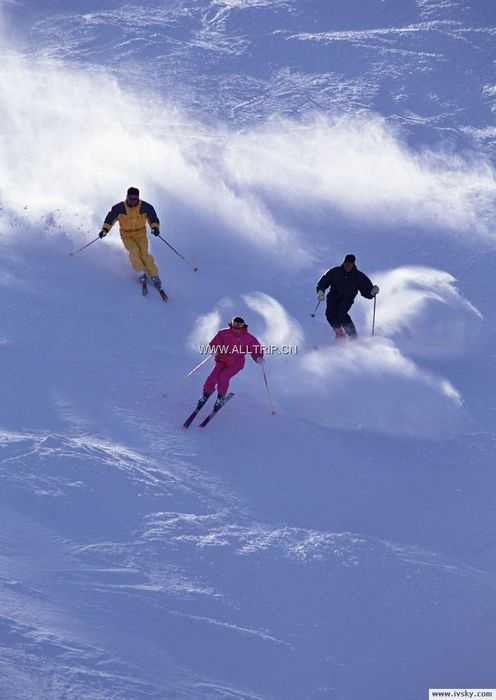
[316,265,374,301]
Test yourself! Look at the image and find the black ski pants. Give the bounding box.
[325,295,357,337]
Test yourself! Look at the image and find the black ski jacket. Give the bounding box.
[316,265,374,301]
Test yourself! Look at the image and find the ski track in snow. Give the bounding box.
[1,0,496,697]
[3,388,495,698]
[24,0,496,144]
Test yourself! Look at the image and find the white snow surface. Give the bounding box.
[1,1,496,698]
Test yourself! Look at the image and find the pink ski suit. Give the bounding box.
[203,326,263,397]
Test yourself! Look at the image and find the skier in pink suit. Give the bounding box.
[200,316,264,410]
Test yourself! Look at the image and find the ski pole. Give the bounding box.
[69,236,100,257]
[184,354,212,379]
[157,234,198,272]
[310,300,322,318]
[162,354,212,397]
[372,295,377,336]
[261,363,276,415]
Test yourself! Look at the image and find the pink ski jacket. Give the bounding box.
[208,327,263,369]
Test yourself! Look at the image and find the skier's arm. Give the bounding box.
[207,332,222,355]
[358,272,374,299]
[249,336,264,363]
[101,203,124,233]
[316,269,332,293]
[141,201,160,233]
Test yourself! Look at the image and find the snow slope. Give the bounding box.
[1,1,496,698]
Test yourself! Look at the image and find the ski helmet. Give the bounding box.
[229,316,247,329]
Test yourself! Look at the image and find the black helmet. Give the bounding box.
[229,316,247,329]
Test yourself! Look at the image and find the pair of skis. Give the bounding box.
[140,276,168,302]
[183,393,234,429]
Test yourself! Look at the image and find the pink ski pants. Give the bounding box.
[203,361,242,396]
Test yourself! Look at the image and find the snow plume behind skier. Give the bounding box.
[316,254,379,340]
[201,317,264,410]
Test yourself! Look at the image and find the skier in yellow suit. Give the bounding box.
[99,187,164,293]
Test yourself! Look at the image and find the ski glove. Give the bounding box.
[317,290,325,301]
[98,229,107,239]
[370,285,379,297]
[152,228,160,237]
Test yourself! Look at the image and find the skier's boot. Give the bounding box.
[334,326,346,341]
[138,273,148,295]
[196,392,211,411]
[214,394,226,410]
[342,322,357,339]
[151,275,162,290]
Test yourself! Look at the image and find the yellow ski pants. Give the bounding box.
[121,230,159,277]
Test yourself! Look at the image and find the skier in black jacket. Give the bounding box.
[316,254,379,339]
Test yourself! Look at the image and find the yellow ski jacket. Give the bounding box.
[102,200,160,236]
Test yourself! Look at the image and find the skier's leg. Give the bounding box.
[326,298,345,338]
[325,298,340,327]
[203,363,223,396]
[342,313,357,338]
[136,231,159,279]
[121,235,146,273]
[217,365,242,396]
